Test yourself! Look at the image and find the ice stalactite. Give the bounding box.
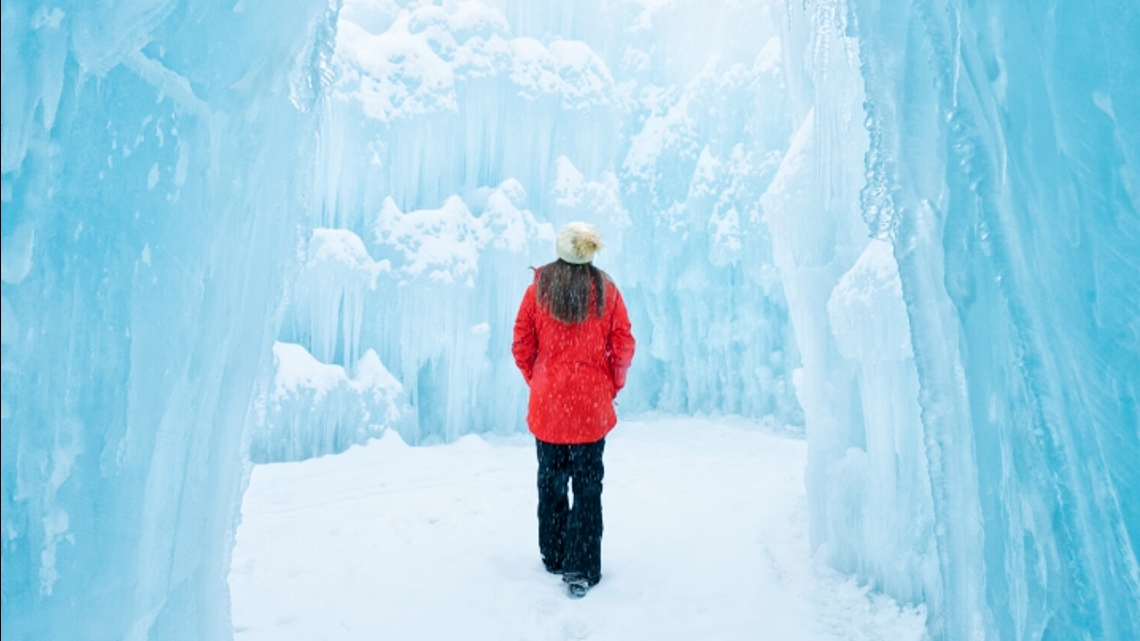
[290,228,390,370]
[780,0,1140,638]
[361,182,555,444]
[296,0,805,444]
[0,1,336,638]
[248,342,405,464]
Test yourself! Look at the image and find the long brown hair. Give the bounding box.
[536,259,607,324]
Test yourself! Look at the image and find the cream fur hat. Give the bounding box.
[555,222,604,264]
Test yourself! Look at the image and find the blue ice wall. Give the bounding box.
[6,0,1133,638]
[281,0,803,449]
[776,1,1140,639]
[0,1,335,638]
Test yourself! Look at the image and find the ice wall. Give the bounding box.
[776,1,1140,639]
[0,1,335,638]
[288,0,803,448]
[247,342,406,464]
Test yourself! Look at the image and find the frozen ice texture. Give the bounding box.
[774,1,1140,639]
[1,0,336,638]
[4,0,1137,639]
[301,0,803,447]
[247,342,405,464]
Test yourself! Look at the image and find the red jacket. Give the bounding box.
[511,273,635,444]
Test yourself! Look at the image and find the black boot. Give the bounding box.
[565,575,591,599]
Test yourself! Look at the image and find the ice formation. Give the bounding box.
[773,1,1140,639]
[2,0,1137,639]
[247,342,405,464]
[1,0,338,638]
[292,0,803,449]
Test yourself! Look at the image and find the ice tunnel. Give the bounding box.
[1,0,1136,639]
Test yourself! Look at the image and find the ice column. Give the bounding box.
[248,343,405,464]
[779,1,1140,638]
[0,1,335,638]
[310,0,805,443]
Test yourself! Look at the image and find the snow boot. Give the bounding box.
[565,579,590,599]
[564,575,592,599]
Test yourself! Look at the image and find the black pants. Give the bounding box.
[536,438,605,585]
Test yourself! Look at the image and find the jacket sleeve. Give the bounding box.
[607,287,635,393]
[511,284,538,384]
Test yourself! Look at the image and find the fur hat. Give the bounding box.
[555,222,604,264]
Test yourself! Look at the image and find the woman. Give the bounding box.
[511,222,636,599]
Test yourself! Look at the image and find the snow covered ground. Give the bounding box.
[230,417,928,640]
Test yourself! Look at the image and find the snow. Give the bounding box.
[230,417,927,641]
[336,17,460,122]
[272,341,350,400]
[3,0,1137,639]
[311,0,801,441]
[332,4,611,123]
[308,229,389,279]
[248,342,405,464]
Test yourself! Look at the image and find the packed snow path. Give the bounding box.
[230,418,927,640]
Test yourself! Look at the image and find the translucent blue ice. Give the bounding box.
[3,0,1137,639]
[1,0,337,638]
[3,2,801,637]
[774,1,1140,639]
[296,0,803,446]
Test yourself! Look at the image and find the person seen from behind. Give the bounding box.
[511,222,636,599]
